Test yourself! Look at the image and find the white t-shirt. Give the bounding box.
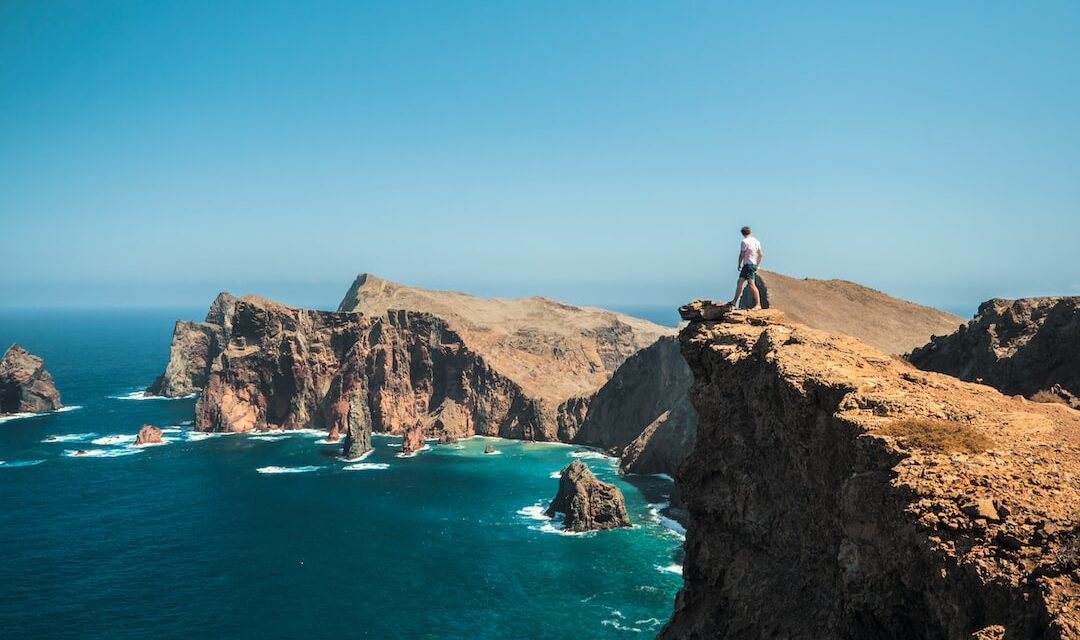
[740,236,762,267]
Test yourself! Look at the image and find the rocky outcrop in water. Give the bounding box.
[546,459,631,532]
[662,304,1080,639]
[0,344,62,414]
[909,297,1080,409]
[134,424,163,445]
[401,423,425,455]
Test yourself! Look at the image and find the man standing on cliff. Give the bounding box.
[728,226,764,310]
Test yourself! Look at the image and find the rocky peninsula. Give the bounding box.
[0,343,62,414]
[661,303,1080,639]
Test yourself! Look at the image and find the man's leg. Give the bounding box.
[746,279,761,309]
[729,278,746,307]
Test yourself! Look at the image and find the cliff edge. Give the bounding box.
[662,304,1080,639]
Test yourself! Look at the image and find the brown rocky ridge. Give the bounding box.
[1,343,62,414]
[910,297,1080,409]
[661,301,1080,639]
[545,459,632,532]
[134,424,163,445]
[151,293,575,462]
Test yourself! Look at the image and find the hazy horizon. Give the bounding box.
[3,2,1078,314]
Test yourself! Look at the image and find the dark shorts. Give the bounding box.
[739,263,757,281]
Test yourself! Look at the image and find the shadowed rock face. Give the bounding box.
[571,336,697,475]
[662,303,1080,639]
[545,460,631,532]
[152,294,565,461]
[909,297,1080,408]
[0,343,62,414]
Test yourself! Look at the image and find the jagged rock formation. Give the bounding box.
[571,336,697,474]
[737,270,964,355]
[0,344,62,414]
[134,424,163,445]
[483,442,496,454]
[152,293,576,462]
[910,297,1080,409]
[401,423,425,455]
[147,292,236,397]
[662,303,1080,639]
[545,460,631,532]
[337,273,672,435]
[438,433,459,445]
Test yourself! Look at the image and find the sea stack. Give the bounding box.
[546,460,631,532]
[134,424,163,445]
[483,443,496,454]
[0,344,62,414]
[401,423,425,455]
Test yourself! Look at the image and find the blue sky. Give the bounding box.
[1,1,1077,314]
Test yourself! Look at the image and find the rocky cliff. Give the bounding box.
[152,293,570,460]
[0,343,62,414]
[910,297,1080,409]
[546,459,632,532]
[662,304,1080,639]
[337,274,672,423]
[571,336,697,475]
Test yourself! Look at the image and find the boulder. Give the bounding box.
[134,424,163,446]
[545,459,631,532]
[0,344,62,414]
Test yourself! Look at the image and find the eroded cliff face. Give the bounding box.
[910,297,1080,408]
[147,292,237,397]
[0,343,62,414]
[571,336,696,475]
[663,305,1080,639]
[153,294,568,460]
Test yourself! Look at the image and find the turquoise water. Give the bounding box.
[0,310,683,639]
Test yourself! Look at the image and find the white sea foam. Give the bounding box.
[63,448,145,458]
[656,563,683,575]
[92,434,137,446]
[0,405,81,424]
[0,459,45,468]
[483,449,503,455]
[648,501,687,538]
[185,432,215,441]
[600,619,643,633]
[256,465,321,474]
[549,471,562,479]
[338,449,374,463]
[653,473,674,482]
[395,444,431,458]
[112,391,197,401]
[517,502,590,536]
[41,432,97,443]
[568,450,611,461]
[251,435,286,442]
[342,463,390,471]
[385,443,402,448]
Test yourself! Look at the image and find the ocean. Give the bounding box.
[0,309,683,639]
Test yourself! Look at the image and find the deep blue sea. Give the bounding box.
[0,310,684,639]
